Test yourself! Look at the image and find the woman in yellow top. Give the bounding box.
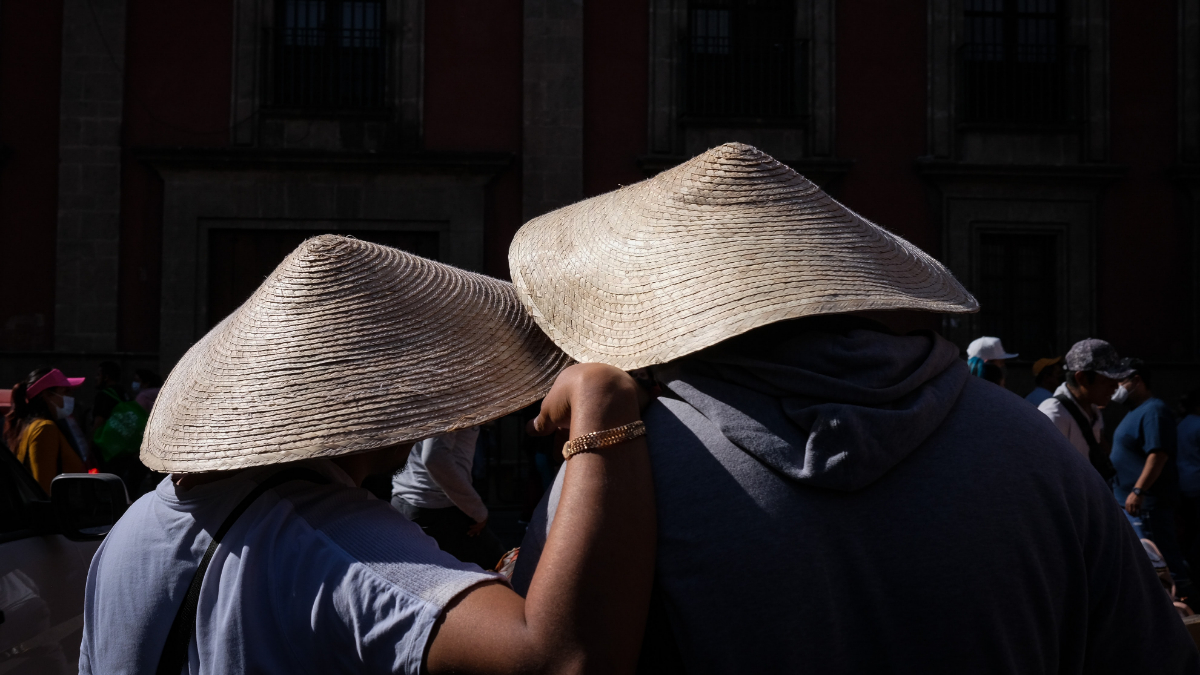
[5,368,86,493]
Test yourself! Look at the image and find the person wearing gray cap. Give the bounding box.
[1038,338,1130,478]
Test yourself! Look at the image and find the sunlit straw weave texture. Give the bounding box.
[143,235,571,473]
[509,142,978,369]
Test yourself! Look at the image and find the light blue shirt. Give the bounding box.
[1025,386,1054,407]
[80,460,496,674]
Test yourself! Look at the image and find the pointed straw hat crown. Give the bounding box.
[143,235,571,473]
[509,143,977,370]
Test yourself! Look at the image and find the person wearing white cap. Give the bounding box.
[507,143,1197,673]
[79,236,657,675]
[966,336,1018,386]
[966,335,1020,362]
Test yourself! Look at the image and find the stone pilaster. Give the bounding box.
[54,0,126,351]
[522,0,584,221]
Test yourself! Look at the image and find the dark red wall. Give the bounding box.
[0,0,64,350]
[118,0,233,352]
[423,0,524,279]
[834,0,933,256]
[583,0,649,197]
[1101,1,1185,360]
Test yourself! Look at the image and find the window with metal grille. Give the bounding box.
[270,0,387,111]
[683,0,807,122]
[977,233,1059,358]
[960,0,1082,127]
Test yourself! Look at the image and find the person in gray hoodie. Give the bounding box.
[507,143,1199,673]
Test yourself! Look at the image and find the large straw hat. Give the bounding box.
[143,235,571,473]
[509,142,978,370]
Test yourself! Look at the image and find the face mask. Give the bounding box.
[131,381,141,393]
[56,395,75,419]
[1111,385,1131,405]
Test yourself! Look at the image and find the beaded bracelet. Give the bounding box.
[561,420,646,460]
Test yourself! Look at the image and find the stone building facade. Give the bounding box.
[0,0,1197,401]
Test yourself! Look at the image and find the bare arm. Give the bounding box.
[1125,452,1170,515]
[426,363,656,675]
[1136,452,1169,492]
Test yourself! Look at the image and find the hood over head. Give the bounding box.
[652,317,968,491]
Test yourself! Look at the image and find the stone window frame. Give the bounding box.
[922,171,1118,352]
[646,0,836,159]
[229,0,425,147]
[960,221,1073,353]
[926,0,1110,162]
[140,151,508,370]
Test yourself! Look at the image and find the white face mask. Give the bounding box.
[1111,385,1131,405]
[56,395,75,419]
[131,381,141,393]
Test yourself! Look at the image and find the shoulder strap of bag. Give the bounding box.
[1054,394,1116,480]
[102,388,123,404]
[1054,394,1101,454]
[156,467,331,675]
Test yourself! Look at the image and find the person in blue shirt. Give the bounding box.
[1110,358,1192,600]
[1177,389,1200,575]
[1025,356,1063,406]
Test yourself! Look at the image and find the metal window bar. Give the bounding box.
[957,43,1086,127]
[977,233,1059,357]
[268,1,388,111]
[682,37,810,121]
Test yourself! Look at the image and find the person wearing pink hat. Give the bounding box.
[4,367,87,493]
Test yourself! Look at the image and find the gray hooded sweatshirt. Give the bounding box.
[513,319,1198,673]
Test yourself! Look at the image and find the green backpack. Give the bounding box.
[93,390,149,462]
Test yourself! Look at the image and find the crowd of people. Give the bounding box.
[2,360,162,496]
[967,334,1200,615]
[6,143,1195,673]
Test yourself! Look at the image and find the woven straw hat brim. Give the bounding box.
[509,143,977,370]
[142,235,572,473]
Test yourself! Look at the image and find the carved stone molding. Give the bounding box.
[918,160,1125,350]
[140,148,510,369]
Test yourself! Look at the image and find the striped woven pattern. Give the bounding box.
[143,235,571,473]
[509,142,978,369]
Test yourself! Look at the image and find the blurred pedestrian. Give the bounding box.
[1176,388,1200,576]
[132,368,163,413]
[1037,339,1128,479]
[93,364,152,493]
[969,358,1006,387]
[1026,356,1063,406]
[967,336,1016,389]
[1142,538,1194,617]
[967,335,1019,364]
[5,368,86,493]
[392,427,507,570]
[91,360,124,433]
[1110,359,1193,602]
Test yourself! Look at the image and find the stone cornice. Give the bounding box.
[915,158,1127,185]
[134,147,514,176]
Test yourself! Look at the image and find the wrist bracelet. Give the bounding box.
[562,420,646,460]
